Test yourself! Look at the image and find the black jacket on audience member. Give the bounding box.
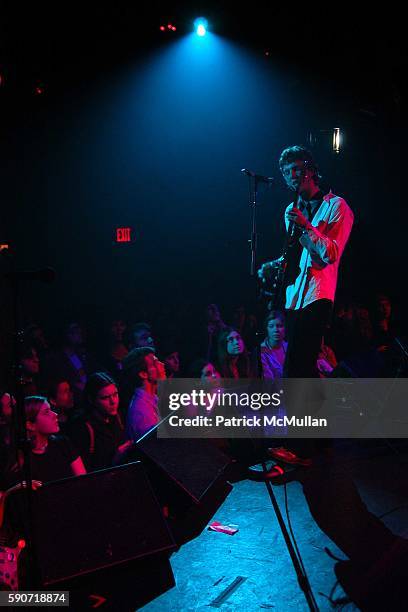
[66,413,126,472]
[4,435,79,487]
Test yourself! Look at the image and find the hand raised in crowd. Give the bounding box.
[112,440,134,465]
[117,440,134,455]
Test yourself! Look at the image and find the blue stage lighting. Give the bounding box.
[194,17,208,36]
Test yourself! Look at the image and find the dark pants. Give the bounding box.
[284,299,333,378]
[282,299,333,457]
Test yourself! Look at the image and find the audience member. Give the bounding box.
[205,304,227,363]
[330,300,373,360]
[128,322,155,350]
[67,372,130,472]
[161,339,180,379]
[260,311,287,380]
[372,294,394,349]
[187,359,229,452]
[14,396,87,484]
[47,379,76,432]
[123,347,166,441]
[45,322,90,403]
[24,323,49,355]
[189,359,221,386]
[104,319,129,373]
[217,328,253,379]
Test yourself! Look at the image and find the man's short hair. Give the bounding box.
[122,347,154,387]
[279,145,321,183]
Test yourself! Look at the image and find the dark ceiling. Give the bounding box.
[1,2,406,119]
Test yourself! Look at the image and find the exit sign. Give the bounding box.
[115,227,133,243]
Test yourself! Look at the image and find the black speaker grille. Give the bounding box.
[32,461,175,584]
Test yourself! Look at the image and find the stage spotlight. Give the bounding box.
[194,17,208,36]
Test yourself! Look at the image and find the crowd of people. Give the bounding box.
[0,291,403,491]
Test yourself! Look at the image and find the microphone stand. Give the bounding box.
[248,174,260,278]
[2,259,51,588]
[9,277,38,588]
[241,167,274,278]
[242,172,319,612]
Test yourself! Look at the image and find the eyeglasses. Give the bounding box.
[282,166,302,177]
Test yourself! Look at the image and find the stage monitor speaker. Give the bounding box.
[54,554,174,611]
[136,430,232,504]
[31,461,176,586]
[133,428,233,543]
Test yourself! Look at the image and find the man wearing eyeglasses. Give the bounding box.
[258,145,353,469]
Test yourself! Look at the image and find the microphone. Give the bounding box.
[288,188,302,241]
[241,169,275,183]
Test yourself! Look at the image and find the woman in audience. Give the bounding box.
[260,311,287,380]
[217,328,252,379]
[189,359,221,387]
[188,358,222,413]
[24,395,86,483]
[0,396,83,589]
[67,372,132,471]
[188,359,228,451]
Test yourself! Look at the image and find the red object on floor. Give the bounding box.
[268,447,312,466]
[208,521,238,535]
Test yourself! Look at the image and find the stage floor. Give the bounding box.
[142,440,408,611]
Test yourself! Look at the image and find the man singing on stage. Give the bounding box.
[258,145,354,466]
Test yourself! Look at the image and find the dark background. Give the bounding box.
[1,2,406,357]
